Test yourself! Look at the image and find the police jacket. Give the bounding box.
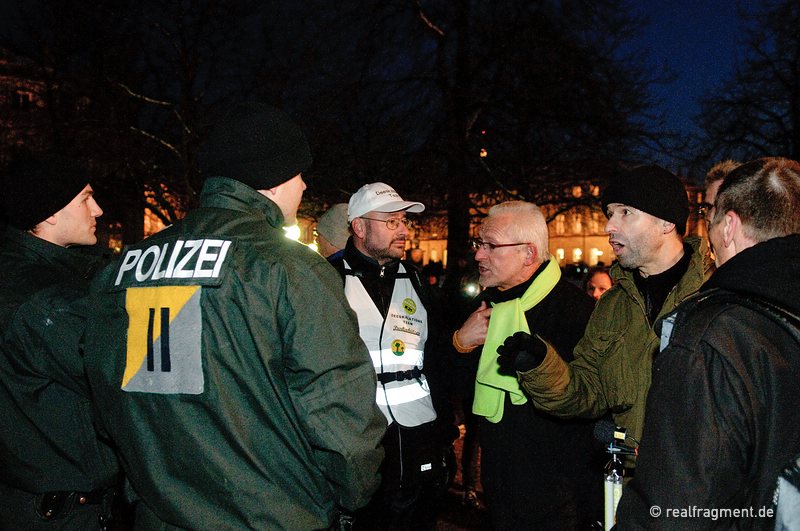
[518,237,707,443]
[617,234,800,530]
[83,178,386,530]
[0,226,118,493]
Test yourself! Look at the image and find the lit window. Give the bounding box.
[589,248,603,266]
[572,214,582,233]
[555,215,566,235]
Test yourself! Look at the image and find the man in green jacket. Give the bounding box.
[0,152,119,530]
[83,104,386,530]
[499,165,707,447]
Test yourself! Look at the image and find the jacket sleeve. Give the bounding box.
[282,258,386,511]
[5,282,91,397]
[616,311,752,530]
[517,308,610,420]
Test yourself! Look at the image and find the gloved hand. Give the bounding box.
[496,331,547,374]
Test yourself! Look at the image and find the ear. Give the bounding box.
[522,244,538,266]
[721,211,740,248]
[43,214,58,226]
[351,217,366,239]
[662,220,676,234]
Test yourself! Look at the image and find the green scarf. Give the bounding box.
[472,257,561,423]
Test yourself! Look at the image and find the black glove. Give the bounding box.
[496,331,547,374]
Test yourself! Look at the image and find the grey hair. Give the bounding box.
[486,201,550,261]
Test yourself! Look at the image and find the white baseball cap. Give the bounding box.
[347,182,425,222]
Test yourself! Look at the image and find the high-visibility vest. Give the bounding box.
[343,261,437,427]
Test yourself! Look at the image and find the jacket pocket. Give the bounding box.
[593,333,634,414]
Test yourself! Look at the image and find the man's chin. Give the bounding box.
[68,235,97,247]
[616,256,638,270]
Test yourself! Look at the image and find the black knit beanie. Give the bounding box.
[198,103,312,190]
[1,152,90,231]
[602,165,690,235]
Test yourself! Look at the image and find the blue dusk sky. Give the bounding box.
[630,1,749,138]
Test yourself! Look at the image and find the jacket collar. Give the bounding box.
[198,177,286,229]
[702,234,800,314]
[2,225,95,277]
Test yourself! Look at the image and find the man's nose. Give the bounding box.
[91,198,103,217]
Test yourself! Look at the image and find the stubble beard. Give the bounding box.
[365,239,404,264]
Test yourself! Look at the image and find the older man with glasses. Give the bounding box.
[329,182,455,530]
[453,200,600,530]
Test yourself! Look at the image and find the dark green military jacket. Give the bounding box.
[519,237,708,444]
[0,226,118,493]
[83,177,385,530]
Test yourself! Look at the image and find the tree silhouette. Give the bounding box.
[693,0,800,171]
[1,0,271,242]
[3,0,673,250]
[284,0,673,264]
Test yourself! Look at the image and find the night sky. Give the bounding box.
[629,0,745,140]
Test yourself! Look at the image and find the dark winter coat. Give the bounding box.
[519,237,708,444]
[473,261,602,529]
[617,234,800,530]
[0,226,117,495]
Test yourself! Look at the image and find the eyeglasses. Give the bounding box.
[360,217,412,230]
[470,238,531,252]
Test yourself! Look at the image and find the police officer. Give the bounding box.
[82,104,386,529]
[0,151,119,530]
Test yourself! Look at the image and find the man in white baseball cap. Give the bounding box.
[347,182,425,222]
[330,182,455,530]
[344,182,424,265]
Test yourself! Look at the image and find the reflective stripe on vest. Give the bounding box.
[343,261,437,427]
